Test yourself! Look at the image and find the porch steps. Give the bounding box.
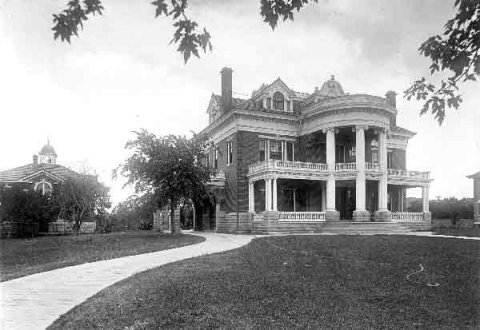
[252,221,422,235]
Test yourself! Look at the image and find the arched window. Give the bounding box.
[34,180,53,195]
[273,92,284,110]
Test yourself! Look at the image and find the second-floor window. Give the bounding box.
[227,141,233,165]
[259,139,266,161]
[286,142,294,161]
[273,92,284,110]
[259,139,295,162]
[270,140,282,160]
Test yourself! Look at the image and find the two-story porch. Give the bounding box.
[247,125,432,226]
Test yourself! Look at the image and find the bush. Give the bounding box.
[138,219,153,230]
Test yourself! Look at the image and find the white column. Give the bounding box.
[326,128,336,171]
[422,185,430,212]
[321,182,326,211]
[248,181,255,212]
[272,177,278,211]
[325,128,337,211]
[355,126,366,211]
[265,178,271,211]
[378,128,388,211]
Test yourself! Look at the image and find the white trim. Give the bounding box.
[258,134,296,142]
[22,170,64,183]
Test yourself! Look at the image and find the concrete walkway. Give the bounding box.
[0,232,255,330]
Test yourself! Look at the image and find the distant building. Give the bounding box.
[0,141,79,195]
[467,171,480,223]
[196,68,433,234]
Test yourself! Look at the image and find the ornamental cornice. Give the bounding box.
[303,106,391,125]
[301,94,396,116]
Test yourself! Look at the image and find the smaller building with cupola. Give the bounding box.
[196,68,433,234]
[0,141,80,195]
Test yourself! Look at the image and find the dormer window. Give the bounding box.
[273,92,284,110]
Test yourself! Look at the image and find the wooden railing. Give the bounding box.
[335,162,356,171]
[249,160,328,174]
[365,162,381,171]
[279,212,326,221]
[391,212,424,222]
[388,169,430,179]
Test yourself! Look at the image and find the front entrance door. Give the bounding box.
[336,186,355,220]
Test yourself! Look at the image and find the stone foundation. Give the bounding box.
[325,210,340,221]
[263,211,280,222]
[353,210,371,222]
[374,210,392,222]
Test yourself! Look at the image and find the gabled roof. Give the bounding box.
[207,94,247,113]
[251,78,309,100]
[0,163,79,183]
[467,171,480,179]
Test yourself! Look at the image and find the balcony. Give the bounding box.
[248,160,431,185]
[207,170,226,187]
[248,160,328,180]
[388,169,430,180]
[335,162,356,171]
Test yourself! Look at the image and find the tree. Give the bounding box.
[111,193,159,230]
[115,130,214,233]
[52,0,317,63]
[56,175,111,233]
[405,0,480,124]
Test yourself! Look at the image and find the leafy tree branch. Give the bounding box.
[404,0,480,124]
[52,0,317,63]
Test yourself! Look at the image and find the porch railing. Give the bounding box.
[365,162,381,171]
[335,162,356,171]
[249,160,328,174]
[388,169,430,179]
[391,212,424,222]
[279,212,326,222]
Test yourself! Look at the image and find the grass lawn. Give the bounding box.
[0,231,204,282]
[50,235,479,329]
[433,227,480,237]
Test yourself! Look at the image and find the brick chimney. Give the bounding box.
[33,155,38,167]
[221,67,233,112]
[386,91,397,127]
[385,91,397,108]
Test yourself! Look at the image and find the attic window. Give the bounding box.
[273,92,284,110]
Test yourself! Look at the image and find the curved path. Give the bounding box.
[0,232,255,330]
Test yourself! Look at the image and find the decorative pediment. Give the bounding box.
[21,170,64,184]
[206,94,221,114]
[252,78,297,101]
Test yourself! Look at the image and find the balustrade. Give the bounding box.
[249,160,327,175]
[279,212,326,221]
[388,169,430,179]
[335,162,356,171]
[391,212,424,222]
[365,162,381,171]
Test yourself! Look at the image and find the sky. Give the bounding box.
[0,0,479,206]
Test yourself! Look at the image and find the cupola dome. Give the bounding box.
[318,75,345,97]
[39,140,57,164]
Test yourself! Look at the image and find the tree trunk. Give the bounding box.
[170,202,176,235]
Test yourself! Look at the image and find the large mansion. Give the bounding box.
[197,68,432,234]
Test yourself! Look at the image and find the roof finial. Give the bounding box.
[47,137,50,146]
[331,75,335,80]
